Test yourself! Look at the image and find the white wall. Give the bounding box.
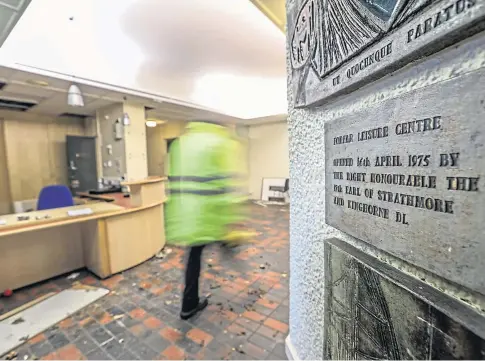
[248,122,289,199]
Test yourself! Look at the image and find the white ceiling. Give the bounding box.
[0,0,287,120]
[0,64,244,123]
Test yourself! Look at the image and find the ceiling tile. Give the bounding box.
[82,98,115,111]
[3,82,55,98]
[76,83,110,97]
[9,70,70,89]
[0,66,14,80]
[0,89,43,102]
[31,93,71,114]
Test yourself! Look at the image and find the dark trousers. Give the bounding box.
[182,245,204,312]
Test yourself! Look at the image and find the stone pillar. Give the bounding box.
[286,0,485,359]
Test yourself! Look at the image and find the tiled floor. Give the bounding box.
[1,204,289,360]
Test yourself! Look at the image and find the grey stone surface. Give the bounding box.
[325,68,485,294]
[286,0,485,358]
[324,238,485,360]
[288,0,485,107]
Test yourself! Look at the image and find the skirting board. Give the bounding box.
[285,334,300,361]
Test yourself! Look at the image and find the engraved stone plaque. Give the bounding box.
[324,238,485,360]
[288,0,485,107]
[324,69,485,294]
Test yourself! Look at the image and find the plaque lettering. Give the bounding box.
[324,83,485,293]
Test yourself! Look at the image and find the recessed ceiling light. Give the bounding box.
[145,120,157,127]
[146,118,166,124]
[26,79,49,87]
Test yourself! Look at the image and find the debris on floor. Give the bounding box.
[155,246,173,259]
[66,272,80,280]
[2,203,290,360]
[5,351,17,360]
[0,287,109,356]
[235,346,246,354]
[254,200,268,207]
[11,318,24,325]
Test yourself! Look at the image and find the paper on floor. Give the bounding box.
[0,286,109,357]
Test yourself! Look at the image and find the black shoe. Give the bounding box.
[180,297,209,320]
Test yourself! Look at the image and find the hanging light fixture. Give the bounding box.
[67,84,84,107]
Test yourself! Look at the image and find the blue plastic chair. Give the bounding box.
[37,185,74,211]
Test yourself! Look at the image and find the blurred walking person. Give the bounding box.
[165,120,239,320]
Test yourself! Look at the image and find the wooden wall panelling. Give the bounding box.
[3,119,85,202]
[47,121,84,186]
[4,120,51,202]
[0,120,12,214]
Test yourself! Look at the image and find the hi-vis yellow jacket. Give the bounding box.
[165,121,246,247]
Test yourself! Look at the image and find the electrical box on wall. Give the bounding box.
[114,119,123,140]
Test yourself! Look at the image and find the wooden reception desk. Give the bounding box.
[0,177,167,292]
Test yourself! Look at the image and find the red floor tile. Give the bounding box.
[3,203,289,361]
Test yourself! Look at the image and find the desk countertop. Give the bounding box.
[121,176,167,186]
[76,192,133,208]
[0,196,167,237]
[0,203,124,234]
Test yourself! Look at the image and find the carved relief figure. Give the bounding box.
[291,0,432,78]
[324,255,401,359]
[290,0,317,69]
[289,0,435,105]
[323,240,485,360]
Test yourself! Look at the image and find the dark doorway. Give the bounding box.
[166,138,177,152]
[66,135,98,194]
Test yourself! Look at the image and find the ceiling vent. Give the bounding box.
[58,113,89,120]
[0,97,37,112]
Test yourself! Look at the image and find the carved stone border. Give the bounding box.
[289,0,485,107]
